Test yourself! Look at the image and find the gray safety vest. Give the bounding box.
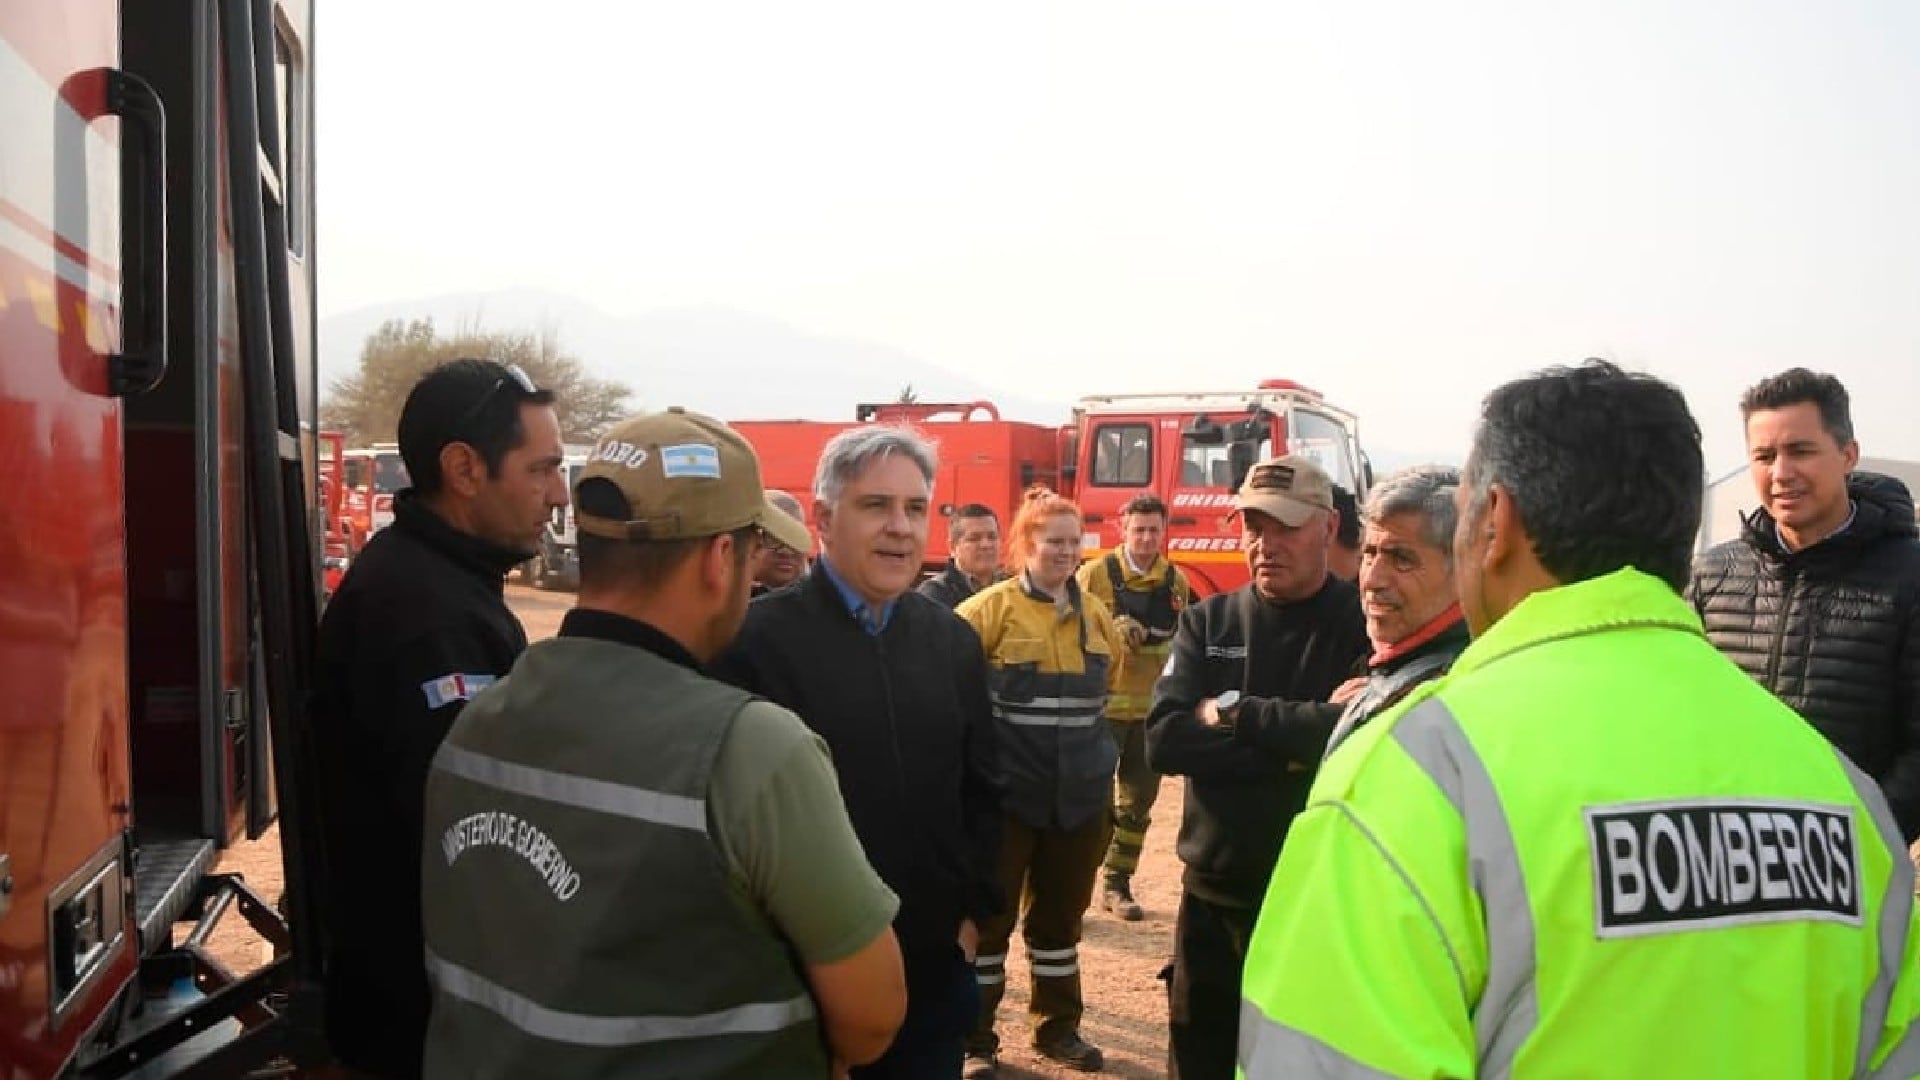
[421,637,829,1079]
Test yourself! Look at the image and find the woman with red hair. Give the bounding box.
[956,488,1125,1075]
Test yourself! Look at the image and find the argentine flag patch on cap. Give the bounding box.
[661,443,722,479]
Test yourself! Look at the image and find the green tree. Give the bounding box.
[322,318,633,445]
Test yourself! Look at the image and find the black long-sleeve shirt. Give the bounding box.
[1146,577,1367,907]
[311,492,528,1076]
[712,570,1004,988]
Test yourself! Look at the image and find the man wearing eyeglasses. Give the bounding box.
[312,358,568,1078]
[752,489,812,597]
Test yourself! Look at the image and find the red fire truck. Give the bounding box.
[1,1,326,1076]
[317,432,350,595]
[733,379,1371,597]
[338,443,407,558]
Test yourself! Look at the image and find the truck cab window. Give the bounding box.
[1180,440,1235,488]
[373,454,409,494]
[1287,409,1358,492]
[1091,423,1152,486]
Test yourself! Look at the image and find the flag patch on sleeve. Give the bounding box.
[421,673,497,710]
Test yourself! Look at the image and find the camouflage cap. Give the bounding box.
[1233,454,1335,527]
[574,408,813,553]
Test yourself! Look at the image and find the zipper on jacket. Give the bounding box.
[1762,573,1801,688]
[873,634,911,807]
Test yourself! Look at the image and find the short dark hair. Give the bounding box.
[1464,359,1702,593]
[397,358,557,496]
[948,502,998,542]
[1120,494,1168,520]
[576,477,754,590]
[1739,367,1854,446]
[1329,484,1361,551]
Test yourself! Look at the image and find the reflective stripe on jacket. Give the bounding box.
[1240,568,1920,1079]
[959,574,1124,830]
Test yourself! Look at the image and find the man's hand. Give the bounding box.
[958,918,979,963]
[1198,691,1240,728]
[1330,676,1368,705]
[1113,615,1148,651]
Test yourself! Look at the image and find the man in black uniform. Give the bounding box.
[715,426,1003,1079]
[311,359,567,1077]
[1145,454,1368,1080]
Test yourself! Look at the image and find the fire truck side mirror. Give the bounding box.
[1184,414,1225,446]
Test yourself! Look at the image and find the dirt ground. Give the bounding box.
[207,583,1185,1077]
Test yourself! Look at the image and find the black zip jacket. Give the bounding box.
[713,570,1004,987]
[311,492,528,1077]
[1689,472,1920,839]
[1146,577,1368,907]
[1323,616,1471,757]
[917,560,999,610]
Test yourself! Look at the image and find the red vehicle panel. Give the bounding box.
[3,1,325,1074]
[0,5,139,1070]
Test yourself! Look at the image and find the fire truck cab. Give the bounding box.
[339,443,407,557]
[1071,379,1371,595]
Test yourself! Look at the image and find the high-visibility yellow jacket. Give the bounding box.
[1239,568,1920,1079]
[1075,551,1192,721]
[959,574,1126,831]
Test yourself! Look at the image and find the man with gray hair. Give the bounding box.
[1322,465,1470,757]
[714,425,1004,1079]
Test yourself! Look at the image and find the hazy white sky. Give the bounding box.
[316,1,1920,472]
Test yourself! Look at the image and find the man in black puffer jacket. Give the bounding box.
[1689,367,1920,841]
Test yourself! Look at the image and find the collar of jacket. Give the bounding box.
[943,559,1000,597]
[1019,569,1085,617]
[559,607,702,673]
[390,489,528,583]
[1108,550,1174,589]
[1447,567,1702,680]
[1739,471,1919,567]
[1370,604,1467,668]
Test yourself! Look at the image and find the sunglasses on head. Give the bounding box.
[452,363,539,439]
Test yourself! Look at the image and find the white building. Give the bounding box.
[1698,456,1920,552]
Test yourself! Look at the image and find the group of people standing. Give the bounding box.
[307,354,1920,1080]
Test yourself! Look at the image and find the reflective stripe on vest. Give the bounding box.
[427,949,816,1048]
[1237,1001,1400,1078]
[1240,695,1919,1077]
[436,743,707,833]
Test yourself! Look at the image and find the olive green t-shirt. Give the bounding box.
[708,699,899,965]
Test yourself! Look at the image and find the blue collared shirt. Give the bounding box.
[816,557,897,635]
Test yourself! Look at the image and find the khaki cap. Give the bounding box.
[1233,454,1335,527]
[574,408,813,553]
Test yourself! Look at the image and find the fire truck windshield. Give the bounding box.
[373,454,409,494]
